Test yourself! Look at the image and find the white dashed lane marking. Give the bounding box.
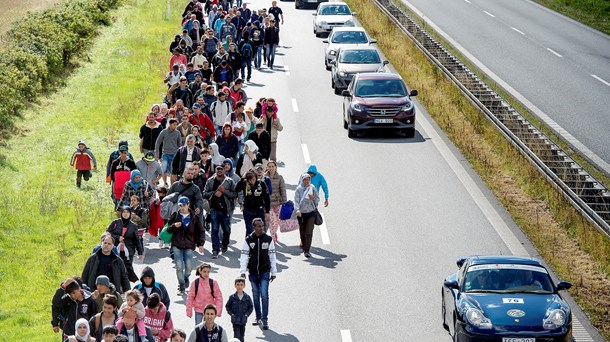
[340,330,353,342]
[546,48,562,58]
[484,10,495,18]
[319,213,330,245]
[511,27,525,35]
[301,143,311,164]
[591,74,610,87]
[291,98,299,112]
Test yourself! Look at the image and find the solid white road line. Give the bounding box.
[591,74,610,87]
[319,213,330,245]
[546,48,563,58]
[291,98,299,112]
[301,143,311,164]
[340,330,353,342]
[484,10,495,18]
[511,27,525,35]
[416,109,529,256]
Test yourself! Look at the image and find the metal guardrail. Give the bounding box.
[371,0,610,238]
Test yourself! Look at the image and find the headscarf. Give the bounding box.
[297,173,312,197]
[209,143,225,166]
[74,318,90,342]
[130,169,142,191]
[244,140,258,153]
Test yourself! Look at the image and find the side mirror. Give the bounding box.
[352,12,357,16]
[409,89,418,97]
[444,280,459,290]
[370,39,377,44]
[329,60,336,66]
[556,281,572,291]
[382,60,389,65]
[322,39,329,43]
[312,13,317,16]
[341,90,350,97]
[456,257,467,268]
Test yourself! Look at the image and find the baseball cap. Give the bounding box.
[255,163,264,170]
[119,145,128,152]
[193,103,201,108]
[178,196,190,205]
[95,275,111,287]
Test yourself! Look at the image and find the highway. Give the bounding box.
[401,0,610,174]
[133,0,605,340]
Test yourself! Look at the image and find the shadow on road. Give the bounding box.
[256,330,300,342]
[352,129,427,144]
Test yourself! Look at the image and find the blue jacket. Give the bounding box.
[225,292,253,325]
[307,164,329,200]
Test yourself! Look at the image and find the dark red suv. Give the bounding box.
[342,72,418,138]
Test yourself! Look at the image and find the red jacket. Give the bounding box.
[169,54,188,70]
[189,113,216,140]
[148,200,164,237]
[71,148,97,171]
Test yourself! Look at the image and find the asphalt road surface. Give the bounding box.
[133,0,605,340]
[401,0,610,173]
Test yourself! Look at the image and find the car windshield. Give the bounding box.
[319,5,351,16]
[463,264,555,294]
[331,31,368,44]
[354,79,407,97]
[339,50,381,64]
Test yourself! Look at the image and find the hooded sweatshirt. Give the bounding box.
[135,267,171,309]
[144,302,173,342]
[209,143,225,167]
[236,140,261,178]
[306,164,329,200]
[294,173,320,214]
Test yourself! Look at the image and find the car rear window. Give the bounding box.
[339,50,381,64]
[355,79,407,97]
[331,31,368,44]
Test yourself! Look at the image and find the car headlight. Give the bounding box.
[465,308,493,329]
[345,19,355,26]
[339,70,347,77]
[402,102,413,111]
[543,309,567,329]
[351,103,365,111]
[329,50,337,56]
[319,21,328,26]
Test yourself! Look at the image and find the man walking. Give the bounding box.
[203,165,236,259]
[239,218,277,330]
[155,118,182,185]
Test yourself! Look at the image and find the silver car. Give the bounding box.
[312,2,356,38]
[323,27,376,70]
[330,46,388,94]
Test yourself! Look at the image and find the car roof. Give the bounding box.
[330,27,366,33]
[355,72,402,80]
[338,46,379,52]
[319,2,349,7]
[467,255,545,267]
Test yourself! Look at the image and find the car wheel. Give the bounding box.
[404,128,415,138]
[295,1,300,9]
[334,86,342,95]
[442,291,449,331]
[315,31,321,38]
[343,115,348,129]
[453,317,459,342]
[347,125,356,138]
[331,77,335,89]
[325,61,331,71]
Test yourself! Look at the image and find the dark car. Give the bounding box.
[330,46,388,94]
[295,0,327,10]
[341,72,418,138]
[442,255,573,342]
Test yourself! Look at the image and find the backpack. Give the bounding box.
[194,277,215,299]
[163,310,172,329]
[240,41,253,58]
[203,37,218,54]
[160,184,193,219]
[210,101,230,120]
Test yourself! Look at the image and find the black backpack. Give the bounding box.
[194,277,215,299]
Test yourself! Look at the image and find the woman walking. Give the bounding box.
[265,160,286,243]
[294,173,319,258]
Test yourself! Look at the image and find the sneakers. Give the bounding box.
[304,252,311,258]
[177,285,185,295]
[212,251,219,259]
[221,246,228,254]
[158,240,164,248]
[252,319,260,326]
[205,222,211,232]
[184,276,190,288]
[262,319,269,330]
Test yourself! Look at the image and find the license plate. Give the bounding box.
[374,118,393,123]
[502,338,535,342]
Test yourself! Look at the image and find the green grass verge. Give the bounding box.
[0,0,181,339]
[533,0,610,35]
[345,0,610,338]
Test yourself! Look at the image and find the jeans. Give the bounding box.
[243,209,265,236]
[254,45,262,68]
[161,153,175,173]
[173,247,194,287]
[241,57,252,80]
[211,209,231,252]
[249,272,270,320]
[265,44,276,69]
[232,324,245,342]
[195,312,204,325]
[76,170,91,187]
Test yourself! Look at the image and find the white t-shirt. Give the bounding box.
[166,71,182,85]
[233,121,248,142]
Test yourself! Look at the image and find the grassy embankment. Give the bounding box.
[344,0,610,338]
[533,0,610,35]
[0,0,181,339]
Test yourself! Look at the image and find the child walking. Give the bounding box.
[70,140,97,188]
[225,277,254,342]
[116,289,148,342]
[186,263,223,325]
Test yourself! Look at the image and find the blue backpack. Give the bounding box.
[279,201,294,220]
[240,41,253,58]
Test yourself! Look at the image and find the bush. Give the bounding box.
[0,0,120,134]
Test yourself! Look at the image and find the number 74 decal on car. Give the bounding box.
[503,298,524,304]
